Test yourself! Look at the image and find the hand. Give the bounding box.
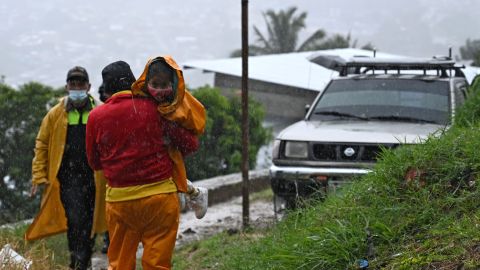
[30,182,48,197]
[30,184,38,197]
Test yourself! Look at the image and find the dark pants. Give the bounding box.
[58,170,95,270]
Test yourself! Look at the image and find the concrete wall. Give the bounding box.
[214,73,319,120]
[194,169,270,206]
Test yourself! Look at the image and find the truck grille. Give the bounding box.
[312,143,397,162]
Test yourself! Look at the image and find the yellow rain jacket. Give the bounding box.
[25,97,107,241]
[132,56,206,192]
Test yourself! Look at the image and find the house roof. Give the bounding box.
[182,48,480,92]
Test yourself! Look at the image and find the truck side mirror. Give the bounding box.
[305,104,311,115]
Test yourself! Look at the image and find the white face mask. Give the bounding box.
[68,90,88,102]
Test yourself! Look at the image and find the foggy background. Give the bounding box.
[1,0,479,89]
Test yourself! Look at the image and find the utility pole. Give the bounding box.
[241,0,250,229]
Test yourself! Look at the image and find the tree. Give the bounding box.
[230,7,373,57]
[474,52,480,67]
[185,86,271,180]
[460,38,480,67]
[0,82,63,224]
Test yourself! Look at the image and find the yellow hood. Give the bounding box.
[132,55,206,135]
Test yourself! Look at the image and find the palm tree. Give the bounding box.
[460,39,480,67]
[230,7,354,57]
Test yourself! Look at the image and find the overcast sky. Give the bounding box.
[1,0,479,89]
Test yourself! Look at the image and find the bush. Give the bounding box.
[455,74,480,127]
[0,82,62,224]
[186,86,271,180]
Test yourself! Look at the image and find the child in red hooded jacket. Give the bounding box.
[141,58,208,219]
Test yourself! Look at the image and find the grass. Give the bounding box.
[0,224,104,270]
[250,187,274,202]
[0,224,70,269]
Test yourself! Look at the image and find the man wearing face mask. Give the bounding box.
[27,66,107,270]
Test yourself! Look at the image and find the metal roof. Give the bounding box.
[182,48,480,92]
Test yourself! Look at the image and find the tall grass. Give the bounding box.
[0,223,106,269]
[0,224,70,269]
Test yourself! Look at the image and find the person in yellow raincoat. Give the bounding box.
[131,56,208,217]
[26,66,107,270]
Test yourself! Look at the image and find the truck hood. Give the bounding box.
[277,120,446,144]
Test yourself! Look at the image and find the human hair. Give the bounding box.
[146,60,174,84]
[102,61,136,95]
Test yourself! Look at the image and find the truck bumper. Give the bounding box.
[269,164,370,198]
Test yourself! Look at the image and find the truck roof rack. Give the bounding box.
[308,54,466,78]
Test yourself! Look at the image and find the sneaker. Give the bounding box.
[188,187,208,219]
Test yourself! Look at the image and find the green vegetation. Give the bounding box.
[172,76,480,269]
[231,6,374,57]
[1,223,104,269]
[0,82,63,224]
[186,86,271,180]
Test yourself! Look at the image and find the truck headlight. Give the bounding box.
[272,139,281,159]
[284,141,308,158]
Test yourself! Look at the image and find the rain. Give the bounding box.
[1,0,480,269]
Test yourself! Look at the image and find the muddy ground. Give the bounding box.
[91,194,277,270]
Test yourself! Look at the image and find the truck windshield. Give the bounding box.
[310,79,450,125]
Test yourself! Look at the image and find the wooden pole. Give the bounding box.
[241,0,250,228]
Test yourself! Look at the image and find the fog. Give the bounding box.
[1,0,479,89]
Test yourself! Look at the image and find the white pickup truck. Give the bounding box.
[270,56,469,208]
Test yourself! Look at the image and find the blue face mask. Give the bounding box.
[68,90,88,102]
